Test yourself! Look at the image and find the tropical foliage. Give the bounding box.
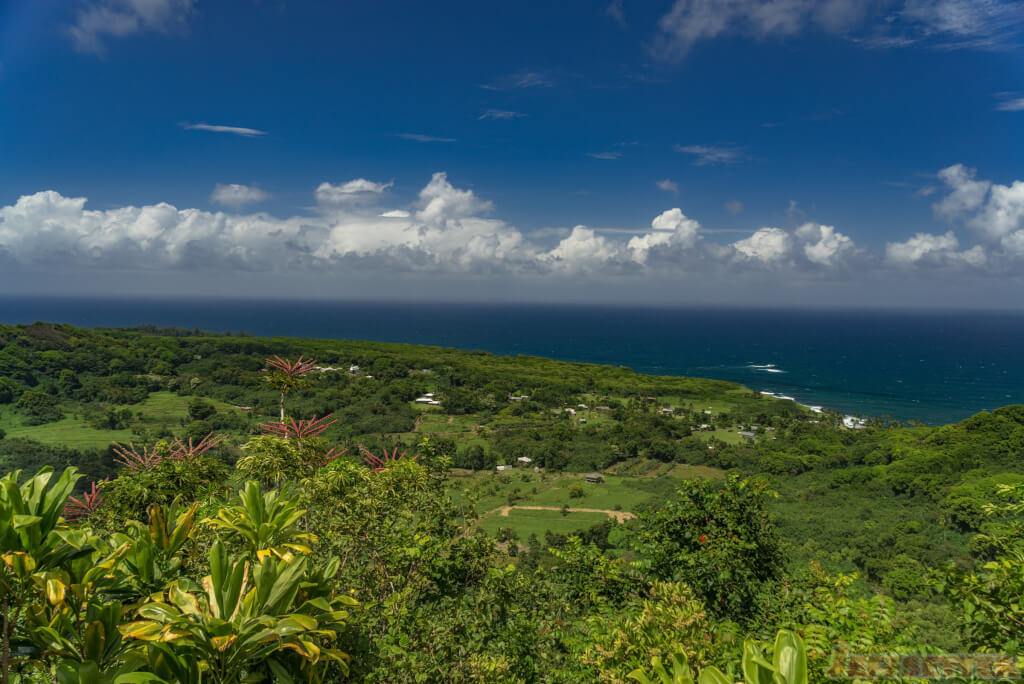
[2,323,1024,680]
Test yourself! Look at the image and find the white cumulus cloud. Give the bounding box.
[3,164,1019,288]
[544,227,624,273]
[732,227,791,262]
[885,230,985,266]
[795,222,855,266]
[933,163,1024,256]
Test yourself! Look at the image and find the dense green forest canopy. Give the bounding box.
[1,321,1023,682]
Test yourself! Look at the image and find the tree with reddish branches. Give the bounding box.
[361,446,418,472]
[113,433,225,473]
[264,355,318,420]
[63,481,104,521]
[167,432,226,461]
[259,414,337,441]
[319,446,348,468]
[112,441,164,472]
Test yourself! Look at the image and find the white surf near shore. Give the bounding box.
[760,389,824,414]
[748,363,785,373]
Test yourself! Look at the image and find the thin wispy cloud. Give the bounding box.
[656,179,679,195]
[69,0,195,55]
[210,183,270,209]
[994,92,1024,111]
[478,109,527,120]
[587,152,622,160]
[605,0,627,28]
[650,0,1024,63]
[181,122,266,138]
[808,107,843,121]
[480,71,555,91]
[396,133,457,143]
[316,179,394,204]
[675,144,745,166]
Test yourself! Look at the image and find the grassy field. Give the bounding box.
[452,460,725,539]
[0,392,238,450]
[0,409,134,449]
[698,428,744,444]
[478,507,613,538]
[462,469,714,514]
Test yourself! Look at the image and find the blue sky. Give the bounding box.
[0,0,1022,307]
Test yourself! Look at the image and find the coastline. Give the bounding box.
[1,297,1023,425]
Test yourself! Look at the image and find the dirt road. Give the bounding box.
[490,505,635,524]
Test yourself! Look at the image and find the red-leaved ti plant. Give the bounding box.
[112,442,164,472]
[361,446,418,472]
[64,481,104,521]
[265,355,318,377]
[167,432,226,461]
[260,414,338,440]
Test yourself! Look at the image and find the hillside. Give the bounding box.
[1,322,1023,680]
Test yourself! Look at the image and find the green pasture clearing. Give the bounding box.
[416,412,478,433]
[0,409,133,449]
[698,429,743,444]
[133,391,239,426]
[463,471,676,515]
[477,508,614,538]
[0,391,239,450]
[664,463,726,479]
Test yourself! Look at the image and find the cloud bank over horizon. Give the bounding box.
[1,165,1021,303]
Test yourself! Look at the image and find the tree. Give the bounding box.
[264,355,317,420]
[15,390,63,425]
[0,379,19,404]
[187,397,216,421]
[937,483,1024,651]
[636,475,783,621]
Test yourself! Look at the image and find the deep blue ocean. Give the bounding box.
[2,297,1023,426]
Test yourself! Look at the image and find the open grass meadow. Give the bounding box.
[477,507,613,539]
[0,409,134,449]
[0,391,239,450]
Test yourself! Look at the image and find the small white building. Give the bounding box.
[843,416,867,429]
[496,465,511,471]
[516,456,533,465]
[349,364,360,374]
